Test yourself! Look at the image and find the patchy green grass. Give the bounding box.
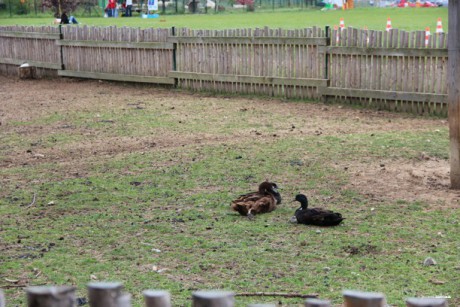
[0,7,449,31]
[0,78,458,306]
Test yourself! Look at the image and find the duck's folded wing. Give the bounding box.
[231,192,260,215]
[250,195,277,214]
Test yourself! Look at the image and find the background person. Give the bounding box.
[106,0,117,17]
[125,0,133,16]
[60,11,79,24]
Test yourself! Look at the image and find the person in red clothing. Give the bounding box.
[105,0,117,17]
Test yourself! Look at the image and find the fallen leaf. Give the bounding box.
[429,279,446,285]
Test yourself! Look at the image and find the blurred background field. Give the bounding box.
[0,0,449,31]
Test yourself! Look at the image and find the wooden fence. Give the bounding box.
[0,283,450,306]
[0,25,449,116]
[0,26,61,77]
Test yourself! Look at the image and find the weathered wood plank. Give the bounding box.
[57,40,174,50]
[169,71,328,87]
[58,70,175,84]
[0,31,60,39]
[0,57,61,69]
[170,36,328,46]
[320,46,447,57]
[319,87,447,104]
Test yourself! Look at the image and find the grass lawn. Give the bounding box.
[0,76,458,306]
[0,7,449,31]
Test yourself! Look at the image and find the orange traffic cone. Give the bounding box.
[386,17,392,32]
[425,27,431,47]
[436,18,443,33]
[339,18,345,30]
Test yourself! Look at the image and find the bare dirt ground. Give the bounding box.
[1,75,459,207]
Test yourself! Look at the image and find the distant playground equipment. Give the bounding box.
[320,0,353,10]
[395,0,440,7]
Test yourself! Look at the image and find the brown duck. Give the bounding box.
[231,181,282,219]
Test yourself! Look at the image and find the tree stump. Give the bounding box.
[0,290,5,307]
[343,290,386,307]
[143,290,171,307]
[18,64,36,79]
[406,298,448,307]
[87,282,130,307]
[305,298,331,307]
[26,286,76,307]
[192,290,235,307]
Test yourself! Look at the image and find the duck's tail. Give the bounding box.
[231,202,249,216]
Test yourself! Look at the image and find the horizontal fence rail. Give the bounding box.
[0,284,449,307]
[0,25,449,116]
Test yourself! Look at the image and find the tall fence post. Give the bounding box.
[59,24,65,70]
[342,290,386,307]
[192,290,234,307]
[143,290,171,307]
[322,25,330,104]
[305,298,331,307]
[171,26,178,88]
[26,286,76,307]
[448,0,460,188]
[87,282,131,307]
[0,289,5,307]
[406,298,448,307]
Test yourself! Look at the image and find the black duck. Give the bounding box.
[293,194,344,226]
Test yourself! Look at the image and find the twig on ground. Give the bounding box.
[236,292,318,299]
[0,284,46,289]
[25,192,37,208]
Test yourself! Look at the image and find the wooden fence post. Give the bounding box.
[26,286,76,307]
[59,24,65,70]
[406,298,448,307]
[192,290,235,307]
[305,298,331,307]
[0,289,5,307]
[143,290,171,307]
[171,26,178,88]
[342,290,386,307]
[448,0,460,188]
[87,282,130,307]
